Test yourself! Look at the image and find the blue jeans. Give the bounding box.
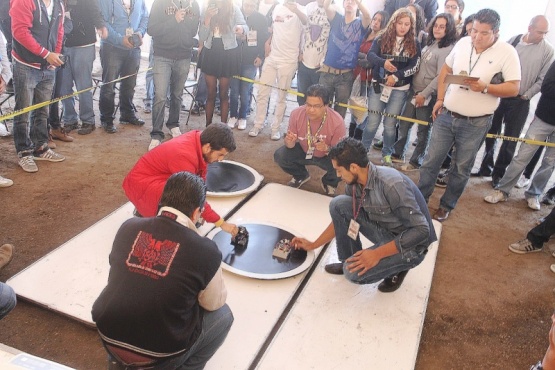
[330,196,426,284]
[497,115,555,199]
[393,89,434,166]
[108,304,233,370]
[99,43,140,123]
[318,71,355,118]
[297,62,320,106]
[361,87,409,156]
[418,110,492,210]
[0,282,16,320]
[144,43,154,104]
[12,61,55,156]
[230,64,256,119]
[60,44,96,125]
[274,143,340,187]
[151,56,190,140]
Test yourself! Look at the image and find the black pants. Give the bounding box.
[528,207,555,248]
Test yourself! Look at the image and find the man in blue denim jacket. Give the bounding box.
[293,138,436,292]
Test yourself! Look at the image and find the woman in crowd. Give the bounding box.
[444,0,465,36]
[198,0,248,126]
[392,13,458,171]
[362,8,421,166]
[407,3,427,44]
[349,10,389,140]
[460,13,475,38]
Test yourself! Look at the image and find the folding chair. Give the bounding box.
[182,62,199,126]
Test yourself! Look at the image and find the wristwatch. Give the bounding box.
[482,84,489,94]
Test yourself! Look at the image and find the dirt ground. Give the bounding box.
[0,58,554,370]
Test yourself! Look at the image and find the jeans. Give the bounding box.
[330,196,426,284]
[528,207,555,248]
[296,62,320,106]
[0,282,16,320]
[60,44,96,125]
[108,304,233,370]
[318,71,355,118]
[151,56,190,140]
[361,87,409,157]
[393,89,434,167]
[418,110,492,211]
[48,61,66,129]
[524,146,544,179]
[478,97,530,178]
[274,143,340,187]
[497,116,555,199]
[144,43,154,104]
[252,57,297,132]
[230,64,257,119]
[12,61,55,156]
[99,43,140,124]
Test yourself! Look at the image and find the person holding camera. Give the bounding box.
[98,0,149,134]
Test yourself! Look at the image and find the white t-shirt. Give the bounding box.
[268,4,304,64]
[444,36,521,117]
[301,2,332,69]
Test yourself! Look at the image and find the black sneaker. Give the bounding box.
[543,188,555,205]
[372,140,383,150]
[120,117,145,126]
[435,173,448,188]
[78,123,96,135]
[63,122,79,132]
[287,175,311,188]
[102,122,117,133]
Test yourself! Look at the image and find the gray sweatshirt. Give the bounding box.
[412,41,454,98]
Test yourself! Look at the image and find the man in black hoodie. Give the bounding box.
[147,0,200,151]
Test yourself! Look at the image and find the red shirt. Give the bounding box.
[353,37,375,82]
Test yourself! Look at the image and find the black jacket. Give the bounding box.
[240,10,268,66]
[65,0,106,48]
[536,60,555,126]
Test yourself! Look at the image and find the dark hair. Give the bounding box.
[200,123,237,152]
[460,13,475,37]
[210,0,234,33]
[444,0,464,21]
[407,3,425,35]
[427,13,458,48]
[329,138,369,169]
[306,84,330,105]
[366,10,389,38]
[473,8,500,33]
[159,172,206,217]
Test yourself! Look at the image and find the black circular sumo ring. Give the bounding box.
[211,223,308,275]
[206,161,256,193]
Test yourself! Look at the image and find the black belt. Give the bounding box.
[445,109,491,120]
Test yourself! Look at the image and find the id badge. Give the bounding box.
[347,219,360,240]
[305,147,314,160]
[247,30,257,47]
[380,86,392,103]
[125,28,134,37]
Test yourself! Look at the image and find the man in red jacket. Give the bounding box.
[123,123,239,235]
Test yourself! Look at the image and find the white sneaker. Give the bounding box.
[0,175,13,187]
[170,127,182,138]
[484,190,508,204]
[527,197,541,211]
[237,119,247,130]
[271,131,281,141]
[148,139,161,151]
[249,127,260,137]
[227,117,238,129]
[515,175,531,189]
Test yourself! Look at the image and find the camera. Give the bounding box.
[59,55,67,64]
[128,34,141,48]
[231,226,249,250]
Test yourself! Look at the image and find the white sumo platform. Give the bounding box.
[257,220,442,370]
[7,195,249,325]
[0,344,74,370]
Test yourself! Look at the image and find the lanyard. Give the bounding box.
[306,111,326,149]
[351,185,366,220]
[468,42,493,75]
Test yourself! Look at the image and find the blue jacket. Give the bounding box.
[99,0,149,50]
[199,4,248,50]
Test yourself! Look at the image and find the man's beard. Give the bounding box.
[345,172,358,185]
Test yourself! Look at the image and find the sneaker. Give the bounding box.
[381,155,392,167]
[551,264,555,274]
[149,139,161,151]
[271,131,281,141]
[484,190,508,204]
[249,127,261,137]
[237,119,247,130]
[400,163,419,172]
[288,175,311,189]
[527,197,541,211]
[144,102,152,113]
[508,239,542,254]
[0,244,14,270]
[372,140,383,150]
[18,155,38,173]
[78,123,96,135]
[542,188,555,205]
[170,127,182,138]
[50,127,74,142]
[0,175,13,188]
[515,175,530,189]
[227,117,238,129]
[321,179,336,196]
[391,155,405,164]
[435,174,448,188]
[120,117,145,126]
[63,122,79,132]
[102,122,117,133]
[34,149,65,162]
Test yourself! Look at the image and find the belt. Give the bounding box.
[445,109,491,120]
[319,64,352,75]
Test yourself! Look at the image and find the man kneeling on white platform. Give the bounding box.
[92,172,233,369]
[293,138,436,292]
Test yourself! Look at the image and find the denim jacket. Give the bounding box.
[346,163,436,260]
[199,4,248,50]
[99,0,149,50]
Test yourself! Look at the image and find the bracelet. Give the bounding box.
[215,218,224,227]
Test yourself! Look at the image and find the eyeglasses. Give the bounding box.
[445,5,459,10]
[306,103,324,109]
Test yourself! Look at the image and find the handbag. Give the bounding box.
[348,74,368,125]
